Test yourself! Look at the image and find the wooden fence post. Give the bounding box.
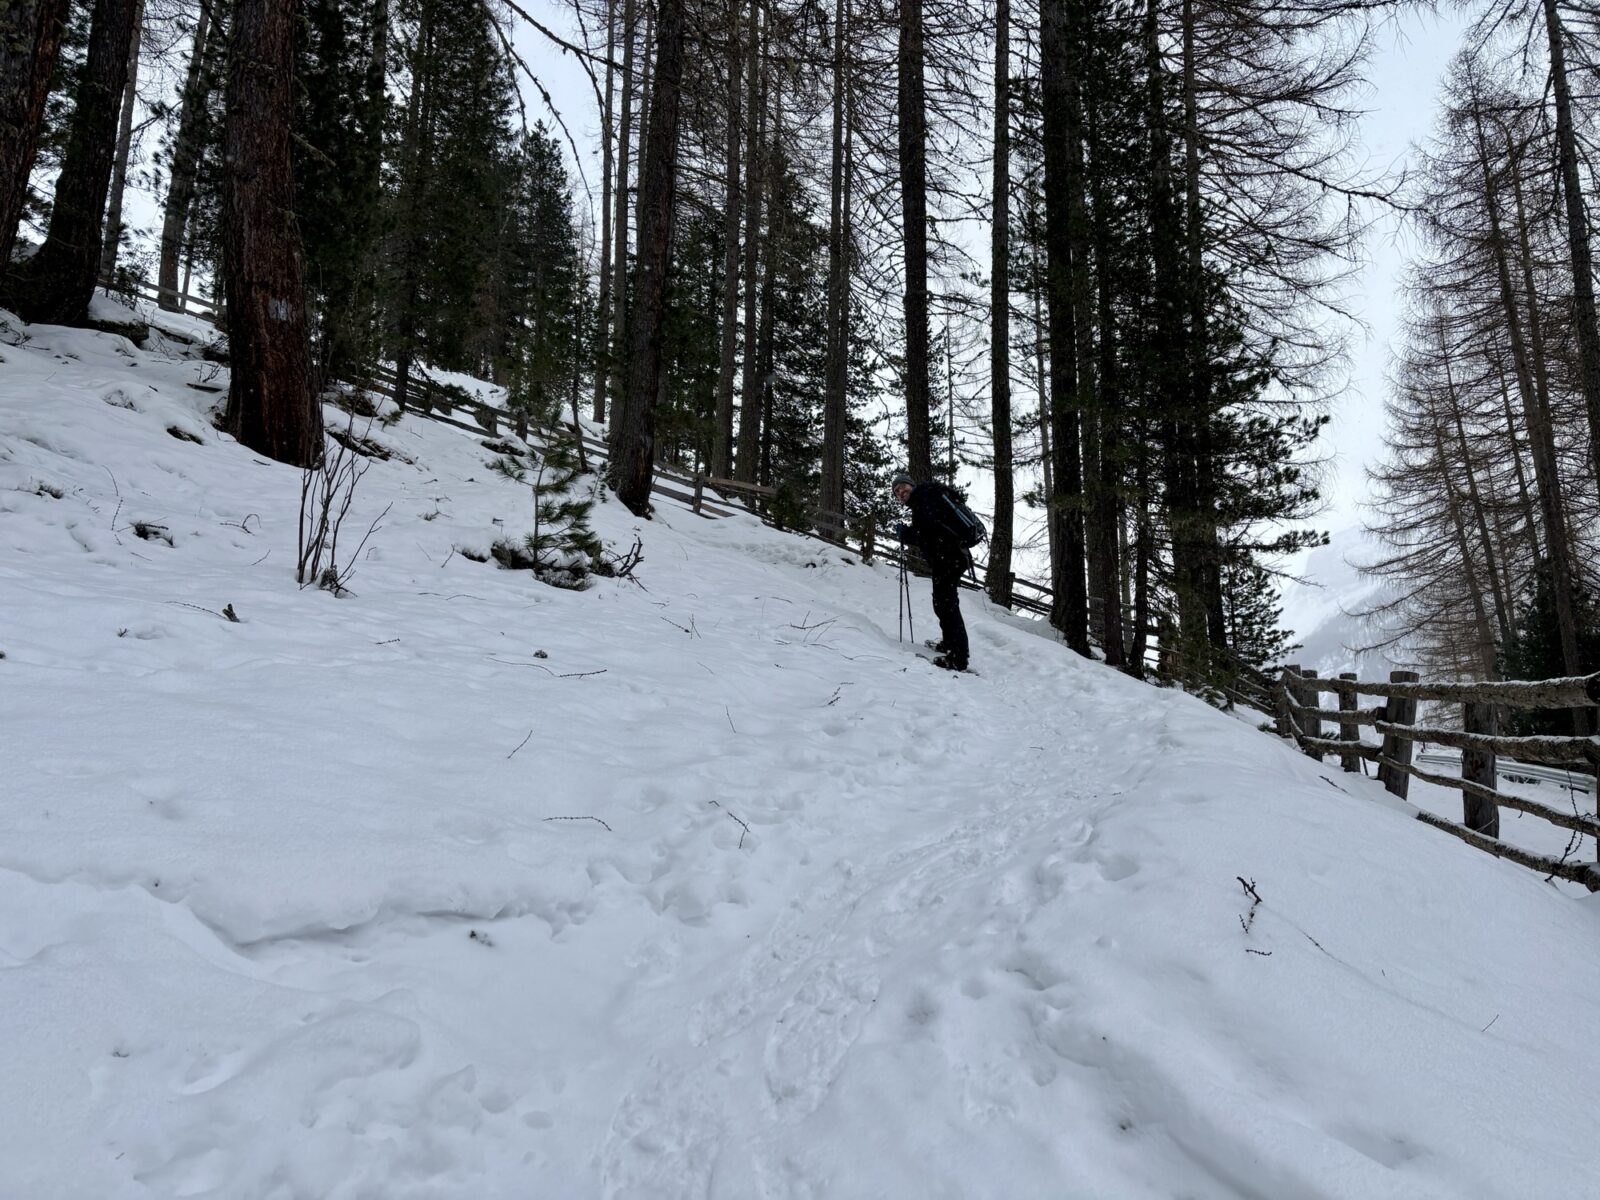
[1277,665,1298,739]
[1299,668,1322,758]
[1462,701,1500,838]
[1338,672,1359,773]
[692,474,704,515]
[1378,670,1419,799]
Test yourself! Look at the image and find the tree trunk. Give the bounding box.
[712,0,741,479]
[610,0,683,515]
[1180,0,1225,656]
[818,0,850,536]
[1438,327,1511,645]
[10,0,139,325]
[157,0,215,311]
[606,0,640,421]
[1146,0,1198,672]
[221,0,319,467]
[0,0,71,282]
[388,0,436,413]
[632,0,655,238]
[593,0,617,422]
[1472,108,1581,683]
[1541,0,1600,500]
[898,0,932,481]
[1492,359,1542,565]
[99,0,144,280]
[1431,414,1499,678]
[1130,440,1152,674]
[1041,0,1088,653]
[1031,197,1052,506]
[756,68,783,491]
[986,0,1013,606]
[733,0,765,483]
[1086,98,1124,665]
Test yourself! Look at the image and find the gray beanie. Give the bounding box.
[891,473,914,492]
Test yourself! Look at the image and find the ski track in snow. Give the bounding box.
[3,303,1600,1198]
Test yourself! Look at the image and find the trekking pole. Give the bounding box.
[901,557,914,643]
[898,557,906,642]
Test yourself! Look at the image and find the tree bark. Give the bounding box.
[898,0,932,481]
[10,0,140,325]
[158,0,215,311]
[610,0,683,515]
[99,0,144,279]
[712,0,741,479]
[986,0,1013,606]
[221,0,320,467]
[0,0,71,282]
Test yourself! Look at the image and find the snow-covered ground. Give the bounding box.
[4,308,1600,1199]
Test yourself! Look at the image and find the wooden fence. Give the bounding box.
[1277,666,1600,890]
[98,281,1270,683]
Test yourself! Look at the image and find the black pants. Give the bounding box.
[929,556,969,666]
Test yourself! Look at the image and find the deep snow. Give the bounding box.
[4,307,1599,1199]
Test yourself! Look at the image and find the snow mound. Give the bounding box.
[3,310,1597,1198]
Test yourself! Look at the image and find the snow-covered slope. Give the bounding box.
[4,311,1599,1199]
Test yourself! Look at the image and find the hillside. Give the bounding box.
[3,310,1599,1199]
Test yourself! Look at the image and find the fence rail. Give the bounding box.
[1277,665,1600,891]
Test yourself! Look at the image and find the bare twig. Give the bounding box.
[489,656,556,675]
[164,600,228,620]
[558,669,608,679]
[103,466,123,541]
[508,729,535,759]
[542,815,612,832]
[1237,876,1264,936]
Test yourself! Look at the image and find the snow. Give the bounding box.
[1278,527,1405,678]
[4,307,1599,1198]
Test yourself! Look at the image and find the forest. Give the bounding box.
[3,0,1597,697]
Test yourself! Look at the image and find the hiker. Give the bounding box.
[892,472,971,672]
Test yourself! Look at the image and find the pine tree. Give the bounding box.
[0,0,74,279]
[296,0,389,381]
[5,0,139,324]
[492,391,603,590]
[1499,563,1600,735]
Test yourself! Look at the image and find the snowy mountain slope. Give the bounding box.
[1277,528,1405,679]
[4,312,1599,1199]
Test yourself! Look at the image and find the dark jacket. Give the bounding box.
[899,482,970,574]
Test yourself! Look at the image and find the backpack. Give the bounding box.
[930,483,986,549]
